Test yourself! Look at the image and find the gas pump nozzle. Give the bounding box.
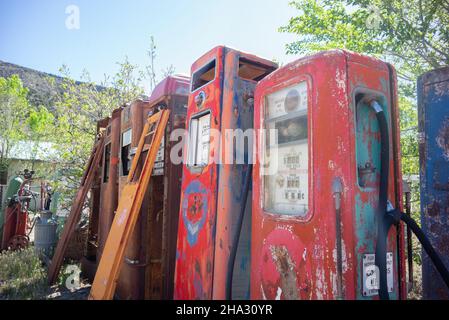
[367,99,391,300]
[370,99,449,299]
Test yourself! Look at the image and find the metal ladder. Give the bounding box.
[48,133,106,284]
[89,109,170,300]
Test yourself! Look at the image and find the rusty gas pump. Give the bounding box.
[174,46,277,300]
[114,76,190,299]
[115,99,154,299]
[81,117,110,280]
[251,50,407,300]
[98,108,122,261]
[418,66,449,299]
[143,75,189,300]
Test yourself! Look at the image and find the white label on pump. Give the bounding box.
[362,252,394,296]
[155,135,165,162]
[122,129,132,147]
[152,135,165,176]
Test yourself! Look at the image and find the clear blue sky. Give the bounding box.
[0,0,299,91]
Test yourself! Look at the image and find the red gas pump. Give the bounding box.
[174,46,277,300]
[251,50,407,300]
[1,169,36,251]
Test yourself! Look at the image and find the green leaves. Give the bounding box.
[26,106,54,136]
[0,75,31,167]
[281,0,449,84]
[50,60,145,210]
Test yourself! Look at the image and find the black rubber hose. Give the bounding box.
[225,165,252,300]
[400,212,449,290]
[370,100,390,300]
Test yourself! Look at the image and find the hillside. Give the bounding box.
[0,60,104,110]
[0,60,66,109]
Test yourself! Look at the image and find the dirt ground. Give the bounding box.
[47,282,91,300]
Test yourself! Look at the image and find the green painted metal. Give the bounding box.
[0,176,23,242]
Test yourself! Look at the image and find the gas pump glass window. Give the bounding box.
[121,129,132,175]
[191,59,216,91]
[188,111,211,167]
[263,81,309,216]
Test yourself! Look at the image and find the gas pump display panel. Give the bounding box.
[263,81,309,216]
[188,111,211,167]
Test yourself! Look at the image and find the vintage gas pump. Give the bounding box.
[81,117,109,280]
[174,46,277,300]
[98,108,122,262]
[115,76,190,299]
[418,66,449,299]
[116,99,154,299]
[143,75,189,300]
[251,50,407,300]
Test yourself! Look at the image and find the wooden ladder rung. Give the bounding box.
[145,131,155,137]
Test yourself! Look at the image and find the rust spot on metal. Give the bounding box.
[270,245,298,300]
[438,234,449,256]
[195,260,201,274]
[206,260,212,274]
[428,200,440,217]
[436,119,449,160]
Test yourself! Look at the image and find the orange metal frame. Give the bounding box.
[89,110,170,300]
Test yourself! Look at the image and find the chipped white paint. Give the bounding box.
[315,266,326,300]
[260,284,267,300]
[330,271,338,297]
[333,241,349,273]
[117,208,128,226]
[275,287,282,300]
[335,68,346,91]
[341,240,349,273]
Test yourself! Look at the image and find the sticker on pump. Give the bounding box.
[263,81,309,216]
[362,252,394,296]
[155,136,165,162]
